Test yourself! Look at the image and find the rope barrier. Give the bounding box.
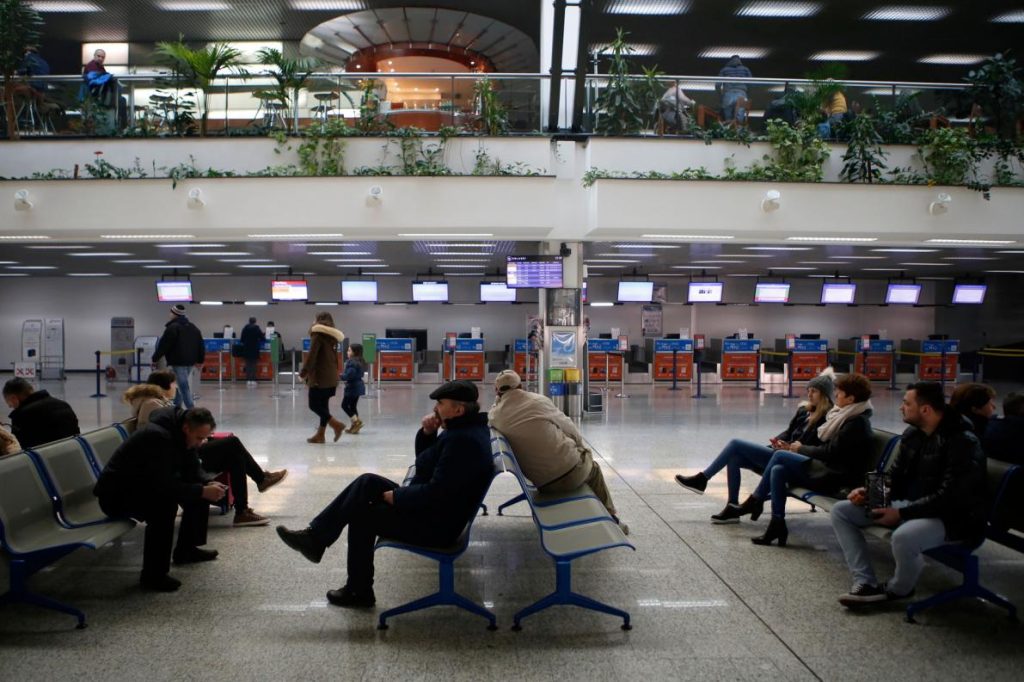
[758,350,791,357]
[96,349,140,356]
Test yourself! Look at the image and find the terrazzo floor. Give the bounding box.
[1,375,1022,681]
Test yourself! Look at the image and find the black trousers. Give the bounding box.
[244,358,258,381]
[309,473,446,591]
[99,491,209,577]
[198,435,264,511]
[341,394,359,418]
[308,386,336,427]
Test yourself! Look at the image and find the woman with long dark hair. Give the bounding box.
[300,311,345,443]
[341,343,367,434]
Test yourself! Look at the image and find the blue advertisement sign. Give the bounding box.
[514,338,529,353]
[376,338,414,352]
[454,338,484,352]
[654,339,694,353]
[723,339,761,353]
[868,340,894,353]
[302,338,311,351]
[922,340,959,354]
[204,338,231,352]
[587,339,620,353]
[793,339,828,353]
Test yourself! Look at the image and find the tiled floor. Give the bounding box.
[2,376,1023,681]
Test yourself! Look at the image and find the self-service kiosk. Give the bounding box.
[715,338,762,381]
[653,338,694,382]
[587,338,623,382]
[785,338,829,381]
[903,339,959,381]
[443,338,485,381]
[202,338,232,381]
[376,338,415,382]
[513,338,538,384]
[839,338,895,381]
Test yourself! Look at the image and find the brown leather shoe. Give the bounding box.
[307,426,326,444]
[257,469,287,493]
[233,508,270,527]
[328,417,344,442]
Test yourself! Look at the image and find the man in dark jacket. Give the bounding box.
[152,304,205,409]
[718,55,752,123]
[239,317,265,386]
[277,380,494,608]
[3,377,80,449]
[982,392,1024,464]
[94,406,227,592]
[831,382,987,607]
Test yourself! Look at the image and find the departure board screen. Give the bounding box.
[506,255,564,289]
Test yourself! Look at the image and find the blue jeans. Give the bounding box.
[172,365,194,409]
[752,451,812,519]
[721,90,747,123]
[702,439,774,504]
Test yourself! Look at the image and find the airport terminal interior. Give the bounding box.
[2,1,1024,680]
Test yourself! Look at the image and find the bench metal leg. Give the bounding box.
[498,492,527,516]
[377,558,496,631]
[905,554,1018,624]
[1,557,87,629]
[512,560,631,631]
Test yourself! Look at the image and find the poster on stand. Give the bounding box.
[550,331,577,368]
[641,304,663,337]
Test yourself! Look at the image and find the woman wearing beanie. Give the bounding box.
[299,312,346,443]
[740,372,875,547]
[340,343,367,434]
[675,368,836,522]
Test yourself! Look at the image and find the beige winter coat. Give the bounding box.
[122,384,173,433]
[301,323,345,389]
[488,388,585,488]
[1,426,20,455]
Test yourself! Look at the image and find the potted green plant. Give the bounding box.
[594,28,645,135]
[255,47,320,133]
[154,36,242,136]
[840,115,888,183]
[473,77,508,135]
[0,0,43,141]
[965,52,1023,141]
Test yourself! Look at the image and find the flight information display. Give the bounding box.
[506,255,563,289]
[885,283,921,305]
[342,280,378,302]
[271,280,308,301]
[821,282,857,304]
[952,284,986,304]
[480,282,516,302]
[412,281,449,302]
[688,282,724,303]
[157,280,193,302]
[754,283,790,303]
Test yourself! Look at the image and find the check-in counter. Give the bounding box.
[902,339,959,381]
[653,338,694,382]
[442,338,485,382]
[712,338,762,381]
[201,338,232,381]
[785,338,829,381]
[839,338,895,381]
[376,338,415,382]
[587,338,623,383]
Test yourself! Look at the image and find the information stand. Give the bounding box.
[202,339,232,381]
[721,338,761,381]
[587,339,622,383]
[790,338,829,381]
[442,338,485,381]
[232,340,275,381]
[376,338,415,382]
[653,339,694,383]
[918,340,959,382]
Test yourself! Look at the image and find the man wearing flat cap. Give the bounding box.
[277,379,493,608]
[489,370,626,533]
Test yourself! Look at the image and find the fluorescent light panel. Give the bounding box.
[736,2,821,18]
[115,260,166,264]
[604,0,689,13]
[872,248,937,252]
[744,246,811,251]
[918,54,988,65]
[863,6,950,21]
[6,265,57,269]
[698,47,770,59]
[613,244,679,249]
[158,243,224,248]
[155,1,231,9]
[0,235,50,240]
[786,236,878,242]
[249,233,345,238]
[67,273,111,277]
[27,245,92,250]
[308,251,373,256]
[104,234,195,239]
[927,239,1015,245]
[643,234,734,240]
[991,11,1024,23]
[398,233,493,237]
[69,252,133,257]
[810,51,880,61]
[29,1,100,11]
[593,43,658,57]
[143,265,194,269]
[287,0,365,9]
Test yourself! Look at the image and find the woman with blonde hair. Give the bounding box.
[300,311,346,443]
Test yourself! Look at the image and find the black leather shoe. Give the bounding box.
[710,504,742,524]
[140,573,182,592]
[674,472,708,494]
[326,585,376,608]
[736,495,764,521]
[172,547,218,565]
[751,517,789,547]
[276,525,325,564]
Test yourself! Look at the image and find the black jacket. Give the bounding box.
[153,316,205,367]
[982,415,1024,465]
[240,323,265,361]
[392,412,493,542]
[890,413,988,542]
[94,407,206,504]
[9,390,80,449]
[798,409,874,493]
[776,406,824,446]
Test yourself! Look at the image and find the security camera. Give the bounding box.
[187,187,205,209]
[928,192,952,215]
[761,189,781,213]
[14,189,33,211]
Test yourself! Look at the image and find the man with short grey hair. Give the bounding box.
[489,370,626,533]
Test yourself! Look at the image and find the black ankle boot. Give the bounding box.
[674,472,708,494]
[710,504,742,524]
[737,495,764,521]
[751,517,789,547]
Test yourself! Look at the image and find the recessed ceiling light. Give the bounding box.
[997,250,1024,254]
[433,258,492,263]
[373,272,403,276]
[104,234,196,240]
[425,243,496,248]
[898,262,953,266]
[155,1,231,9]
[0,235,50,240]
[671,265,721,270]
[186,251,251,256]
[115,259,166,264]
[0,261,17,264]
[158,243,224,248]
[810,51,880,61]
[613,244,679,249]
[27,245,92,250]
[770,266,817,271]
[926,238,1015,245]
[249,233,346,238]
[429,252,494,257]
[28,1,100,11]
[143,265,194,269]
[237,264,290,269]
[690,259,745,264]
[323,258,384,262]
[244,301,269,306]
[69,252,133,257]
[308,251,374,256]
[985,270,1024,274]
[398,233,493,238]
[593,43,658,57]
[918,54,988,65]
[67,273,111,277]
[942,256,997,261]
[744,246,812,251]
[199,301,224,306]
[725,273,761,278]
[862,267,905,271]
[586,265,629,269]
[643,234,734,240]
[863,6,951,21]
[809,274,838,278]
[287,0,365,10]
[584,259,641,264]
[736,2,821,18]
[786,236,878,242]
[719,253,774,258]
[219,258,273,263]
[0,273,29,277]
[597,252,655,257]
[604,0,690,14]
[191,272,230,276]
[801,261,846,265]
[872,248,937,253]
[698,47,771,59]
[835,255,885,260]
[991,10,1024,23]
[6,265,57,270]
[336,264,390,268]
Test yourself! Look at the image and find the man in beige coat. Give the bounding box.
[488,370,626,533]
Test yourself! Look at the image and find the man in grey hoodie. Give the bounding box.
[718,55,752,124]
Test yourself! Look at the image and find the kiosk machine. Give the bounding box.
[202,338,232,381]
[233,340,276,381]
[903,339,959,381]
[653,338,694,382]
[715,338,762,381]
[839,338,895,381]
[587,338,622,382]
[512,338,538,384]
[376,338,415,382]
[443,338,485,381]
[785,337,829,381]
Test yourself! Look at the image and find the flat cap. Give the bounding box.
[429,379,479,402]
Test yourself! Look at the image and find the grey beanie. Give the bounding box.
[807,369,835,402]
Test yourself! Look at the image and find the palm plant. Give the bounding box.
[256,48,320,133]
[154,37,242,136]
[0,0,43,141]
[594,29,644,135]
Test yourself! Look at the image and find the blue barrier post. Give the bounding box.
[785,351,794,399]
[90,350,106,398]
[669,349,682,391]
[751,351,765,392]
[693,350,706,399]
